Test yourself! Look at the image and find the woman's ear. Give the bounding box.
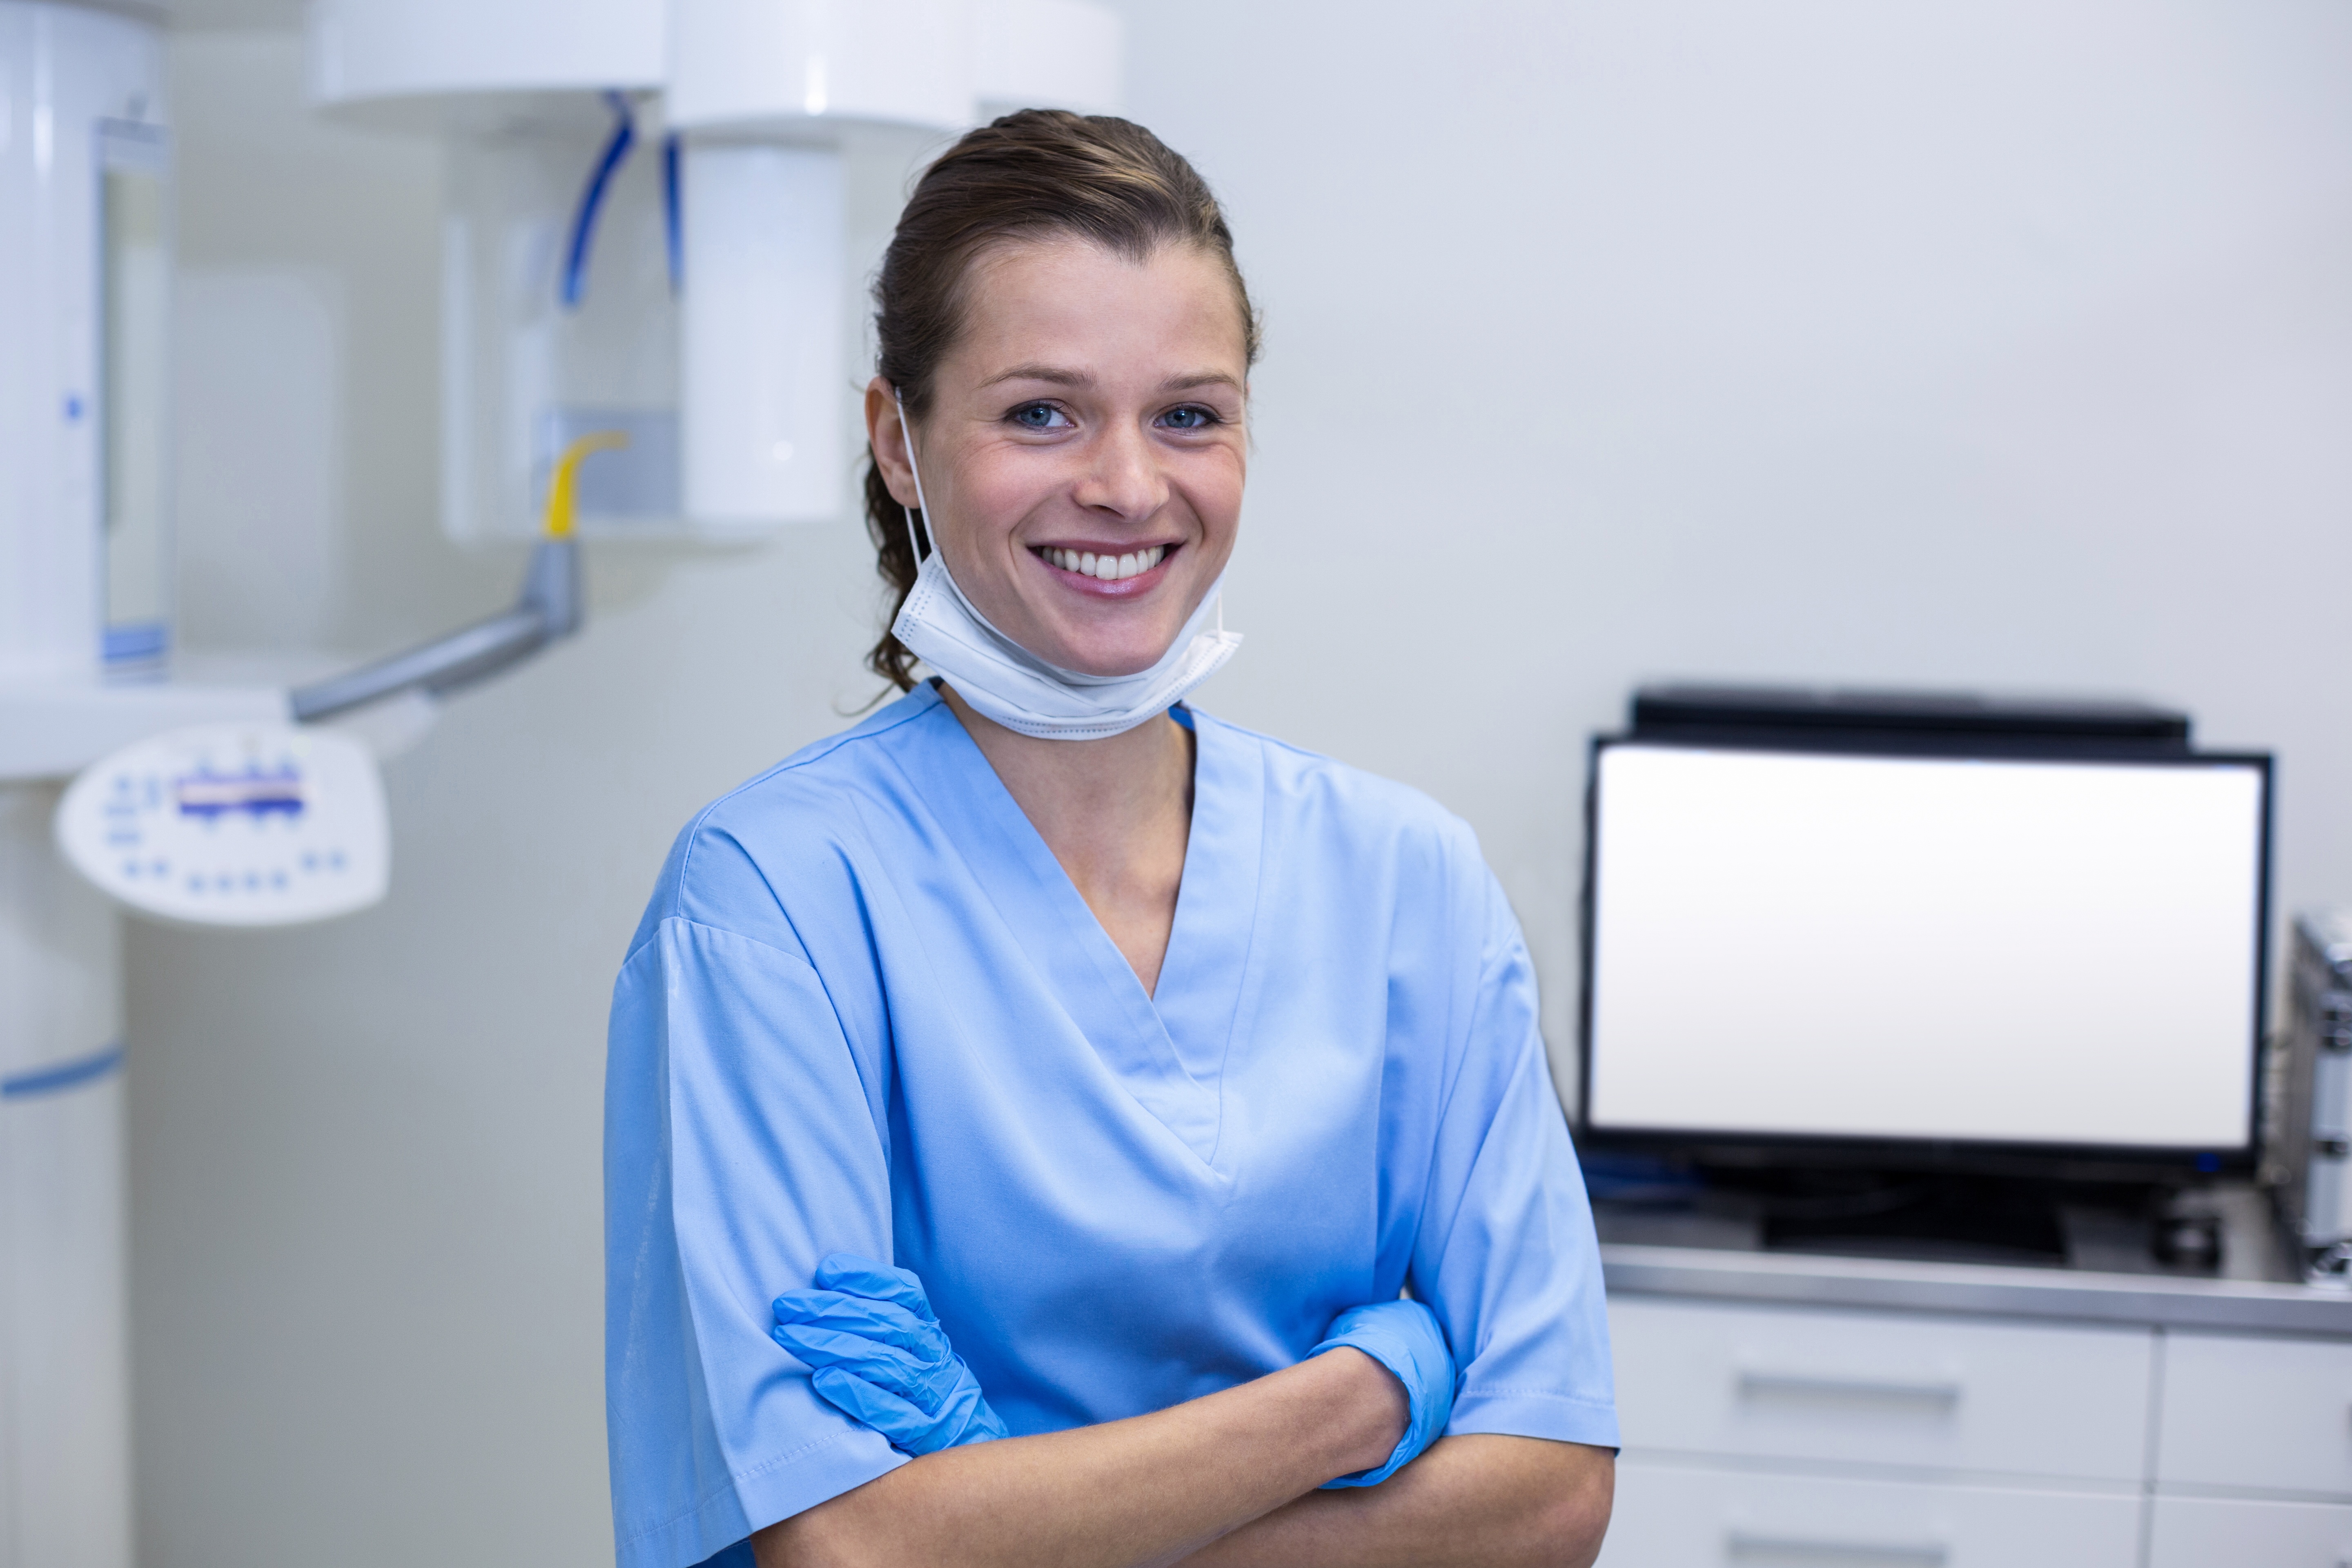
[864,376,922,510]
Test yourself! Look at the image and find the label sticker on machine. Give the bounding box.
[53,722,389,927]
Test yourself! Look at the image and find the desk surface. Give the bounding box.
[1601,1241,2352,1336]
[1598,1185,2352,1337]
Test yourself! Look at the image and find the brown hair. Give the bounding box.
[862,109,1260,691]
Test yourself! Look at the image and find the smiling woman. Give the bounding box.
[604,111,1619,1568]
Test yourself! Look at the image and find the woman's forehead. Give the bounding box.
[947,237,1252,382]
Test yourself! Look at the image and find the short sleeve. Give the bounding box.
[1410,876,1619,1450]
[605,915,908,1568]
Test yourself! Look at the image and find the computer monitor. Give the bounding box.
[1579,733,2272,1169]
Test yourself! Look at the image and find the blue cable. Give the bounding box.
[2,1042,124,1100]
[560,90,637,311]
[662,132,683,294]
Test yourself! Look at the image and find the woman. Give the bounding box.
[607,111,1617,1568]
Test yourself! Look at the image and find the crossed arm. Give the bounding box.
[751,1348,1613,1568]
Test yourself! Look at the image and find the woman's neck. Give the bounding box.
[938,682,1194,996]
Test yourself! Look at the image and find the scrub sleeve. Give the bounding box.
[607,902,908,1568]
[1417,876,1620,1448]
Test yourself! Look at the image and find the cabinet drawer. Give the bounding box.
[2156,1333,2352,1496]
[1598,1457,2140,1568]
[2147,1494,2352,1567]
[1610,1296,2154,1482]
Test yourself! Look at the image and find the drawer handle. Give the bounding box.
[1736,1372,1963,1407]
[1727,1529,1949,1566]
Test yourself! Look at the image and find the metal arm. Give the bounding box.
[288,535,581,723]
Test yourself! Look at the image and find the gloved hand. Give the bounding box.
[771,1253,1008,1456]
[1308,1297,1457,1488]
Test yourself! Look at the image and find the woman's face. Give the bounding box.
[867,236,1250,679]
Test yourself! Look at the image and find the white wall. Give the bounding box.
[129,5,2352,1565]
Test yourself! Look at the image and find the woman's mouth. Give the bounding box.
[1031,543,1171,584]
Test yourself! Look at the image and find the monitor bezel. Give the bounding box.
[1575,731,2276,1177]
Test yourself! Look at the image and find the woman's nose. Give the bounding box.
[1073,421,1167,521]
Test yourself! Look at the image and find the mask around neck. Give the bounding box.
[886,389,1242,741]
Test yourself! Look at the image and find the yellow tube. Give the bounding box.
[544,431,630,539]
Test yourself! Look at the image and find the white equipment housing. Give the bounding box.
[307,0,1124,543]
[678,141,844,525]
[2272,911,2352,1284]
[0,11,162,1560]
[0,2,166,683]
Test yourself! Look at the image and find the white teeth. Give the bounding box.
[1041,545,1167,579]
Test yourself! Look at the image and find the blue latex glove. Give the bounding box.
[1308,1298,1457,1487]
[771,1253,1008,1455]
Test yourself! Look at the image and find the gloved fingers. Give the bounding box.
[808,1365,938,1448]
[769,1317,898,1368]
[1349,1321,1448,1422]
[813,1253,940,1324]
[1310,1297,1458,1489]
[773,1256,998,1450]
[1327,1299,1454,1413]
[853,1345,971,1410]
[770,1288,940,1354]
[1384,1300,1459,1434]
[771,1321,948,1392]
[808,1365,1007,1458]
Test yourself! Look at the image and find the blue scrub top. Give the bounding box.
[606,684,1617,1568]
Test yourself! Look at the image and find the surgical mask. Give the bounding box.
[887,389,1242,741]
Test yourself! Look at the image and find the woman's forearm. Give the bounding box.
[753,1348,1408,1568]
[1179,1435,1615,1568]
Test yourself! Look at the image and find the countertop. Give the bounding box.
[1597,1184,2352,1337]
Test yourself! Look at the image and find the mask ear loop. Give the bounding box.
[892,387,931,565]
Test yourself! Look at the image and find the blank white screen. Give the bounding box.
[1586,745,2263,1149]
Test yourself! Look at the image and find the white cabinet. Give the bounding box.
[1610,1296,2153,1483]
[1602,1292,2352,1568]
[1601,1457,2142,1568]
[2156,1332,2352,1497]
[2146,1495,2352,1568]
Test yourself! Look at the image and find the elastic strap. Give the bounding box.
[893,387,929,565]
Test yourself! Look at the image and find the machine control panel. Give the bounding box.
[54,722,389,927]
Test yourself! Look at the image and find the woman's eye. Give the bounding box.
[1011,403,1071,430]
[1158,404,1222,431]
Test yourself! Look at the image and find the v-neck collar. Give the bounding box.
[901,690,1263,1168]
[1152,708,1265,1099]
